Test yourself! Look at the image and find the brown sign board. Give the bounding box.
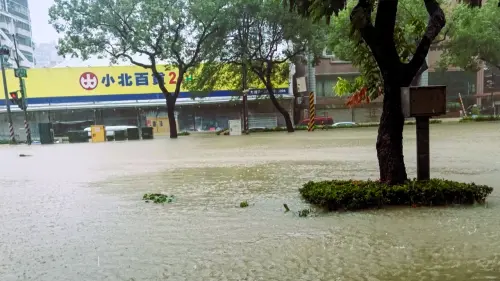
[401,86,447,118]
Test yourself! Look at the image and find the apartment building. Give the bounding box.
[0,0,34,68]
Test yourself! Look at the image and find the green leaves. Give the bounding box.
[327,0,431,101]
[299,178,494,211]
[439,0,500,71]
[185,0,326,97]
[50,0,229,70]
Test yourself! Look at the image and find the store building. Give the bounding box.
[0,63,293,140]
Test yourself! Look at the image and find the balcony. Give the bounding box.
[15,27,30,37]
[7,1,29,20]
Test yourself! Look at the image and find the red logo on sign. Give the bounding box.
[80,72,98,90]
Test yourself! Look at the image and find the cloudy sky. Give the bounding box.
[28,0,59,44]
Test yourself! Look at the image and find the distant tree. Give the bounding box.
[288,0,446,185]
[439,0,500,72]
[49,0,228,138]
[188,0,326,132]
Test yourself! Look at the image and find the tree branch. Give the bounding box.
[375,0,398,41]
[186,14,218,68]
[432,27,449,44]
[149,54,171,97]
[171,23,185,67]
[405,0,445,78]
[351,0,388,71]
[153,25,167,56]
[478,57,500,72]
[116,53,152,69]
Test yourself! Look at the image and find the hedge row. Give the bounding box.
[299,179,494,211]
[459,115,500,122]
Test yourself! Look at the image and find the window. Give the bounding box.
[323,48,335,58]
[316,78,337,97]
[7,0,29,20]
[14,21,30,32]
[20,50,33,62]
[316,74,359,97]
[15,34,31,47]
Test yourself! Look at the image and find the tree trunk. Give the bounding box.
[348,0,445,185]
[268,91,294,132]
[376,82,407,185]
[166,95,178,139]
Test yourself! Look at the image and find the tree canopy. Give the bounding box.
[439,0,500,71]
[330,0,444,105]
[288,0,447,184]
[49,0,229,138]
[187,0,326,131]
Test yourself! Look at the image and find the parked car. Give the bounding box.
[299,116,334,126]
[332,122,358,128]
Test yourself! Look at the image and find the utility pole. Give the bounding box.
[11,27,31,145]
[492,72,496,116]
[242,65,249,133]
[240,11,249,133]
[306,51,316,104]
[306,50,316,130]
[0,46,15,144]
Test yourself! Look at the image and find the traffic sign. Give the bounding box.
[15,68,27,78]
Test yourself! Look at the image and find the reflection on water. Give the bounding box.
[1,122,500,281]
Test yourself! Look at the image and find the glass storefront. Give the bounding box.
[0,99,293,140]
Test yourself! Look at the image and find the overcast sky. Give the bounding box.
[29,0,59,44]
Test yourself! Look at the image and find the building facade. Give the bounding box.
[294,44,489,123]
[34,42,63,68]
[0,63,294,141]
[0,0,34,68]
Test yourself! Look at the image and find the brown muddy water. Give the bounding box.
[0,122,499,281]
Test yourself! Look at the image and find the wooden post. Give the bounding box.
[416,116,430,181]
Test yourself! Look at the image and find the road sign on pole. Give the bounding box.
[14,68,27,78]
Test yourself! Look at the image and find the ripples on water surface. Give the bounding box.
[1,122,500,280]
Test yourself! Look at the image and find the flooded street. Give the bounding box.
[1,122,500,281]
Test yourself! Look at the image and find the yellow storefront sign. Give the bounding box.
[0,64,289,99]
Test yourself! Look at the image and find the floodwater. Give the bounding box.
[1,122,500,281]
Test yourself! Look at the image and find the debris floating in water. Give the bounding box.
[142,193,175,204]
[283,204,290,212]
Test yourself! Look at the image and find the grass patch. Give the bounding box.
[299,179,493,211]
[240,200,249,208]
[459,115,500,122]
[178,131,191,136]
[143,193,175,204]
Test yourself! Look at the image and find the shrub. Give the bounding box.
[216,129,226,135]
[240,200,249,208]
[143,193,175,204]
[299,179,493,211]
[178,131,190,136]
[460,115,500,122]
